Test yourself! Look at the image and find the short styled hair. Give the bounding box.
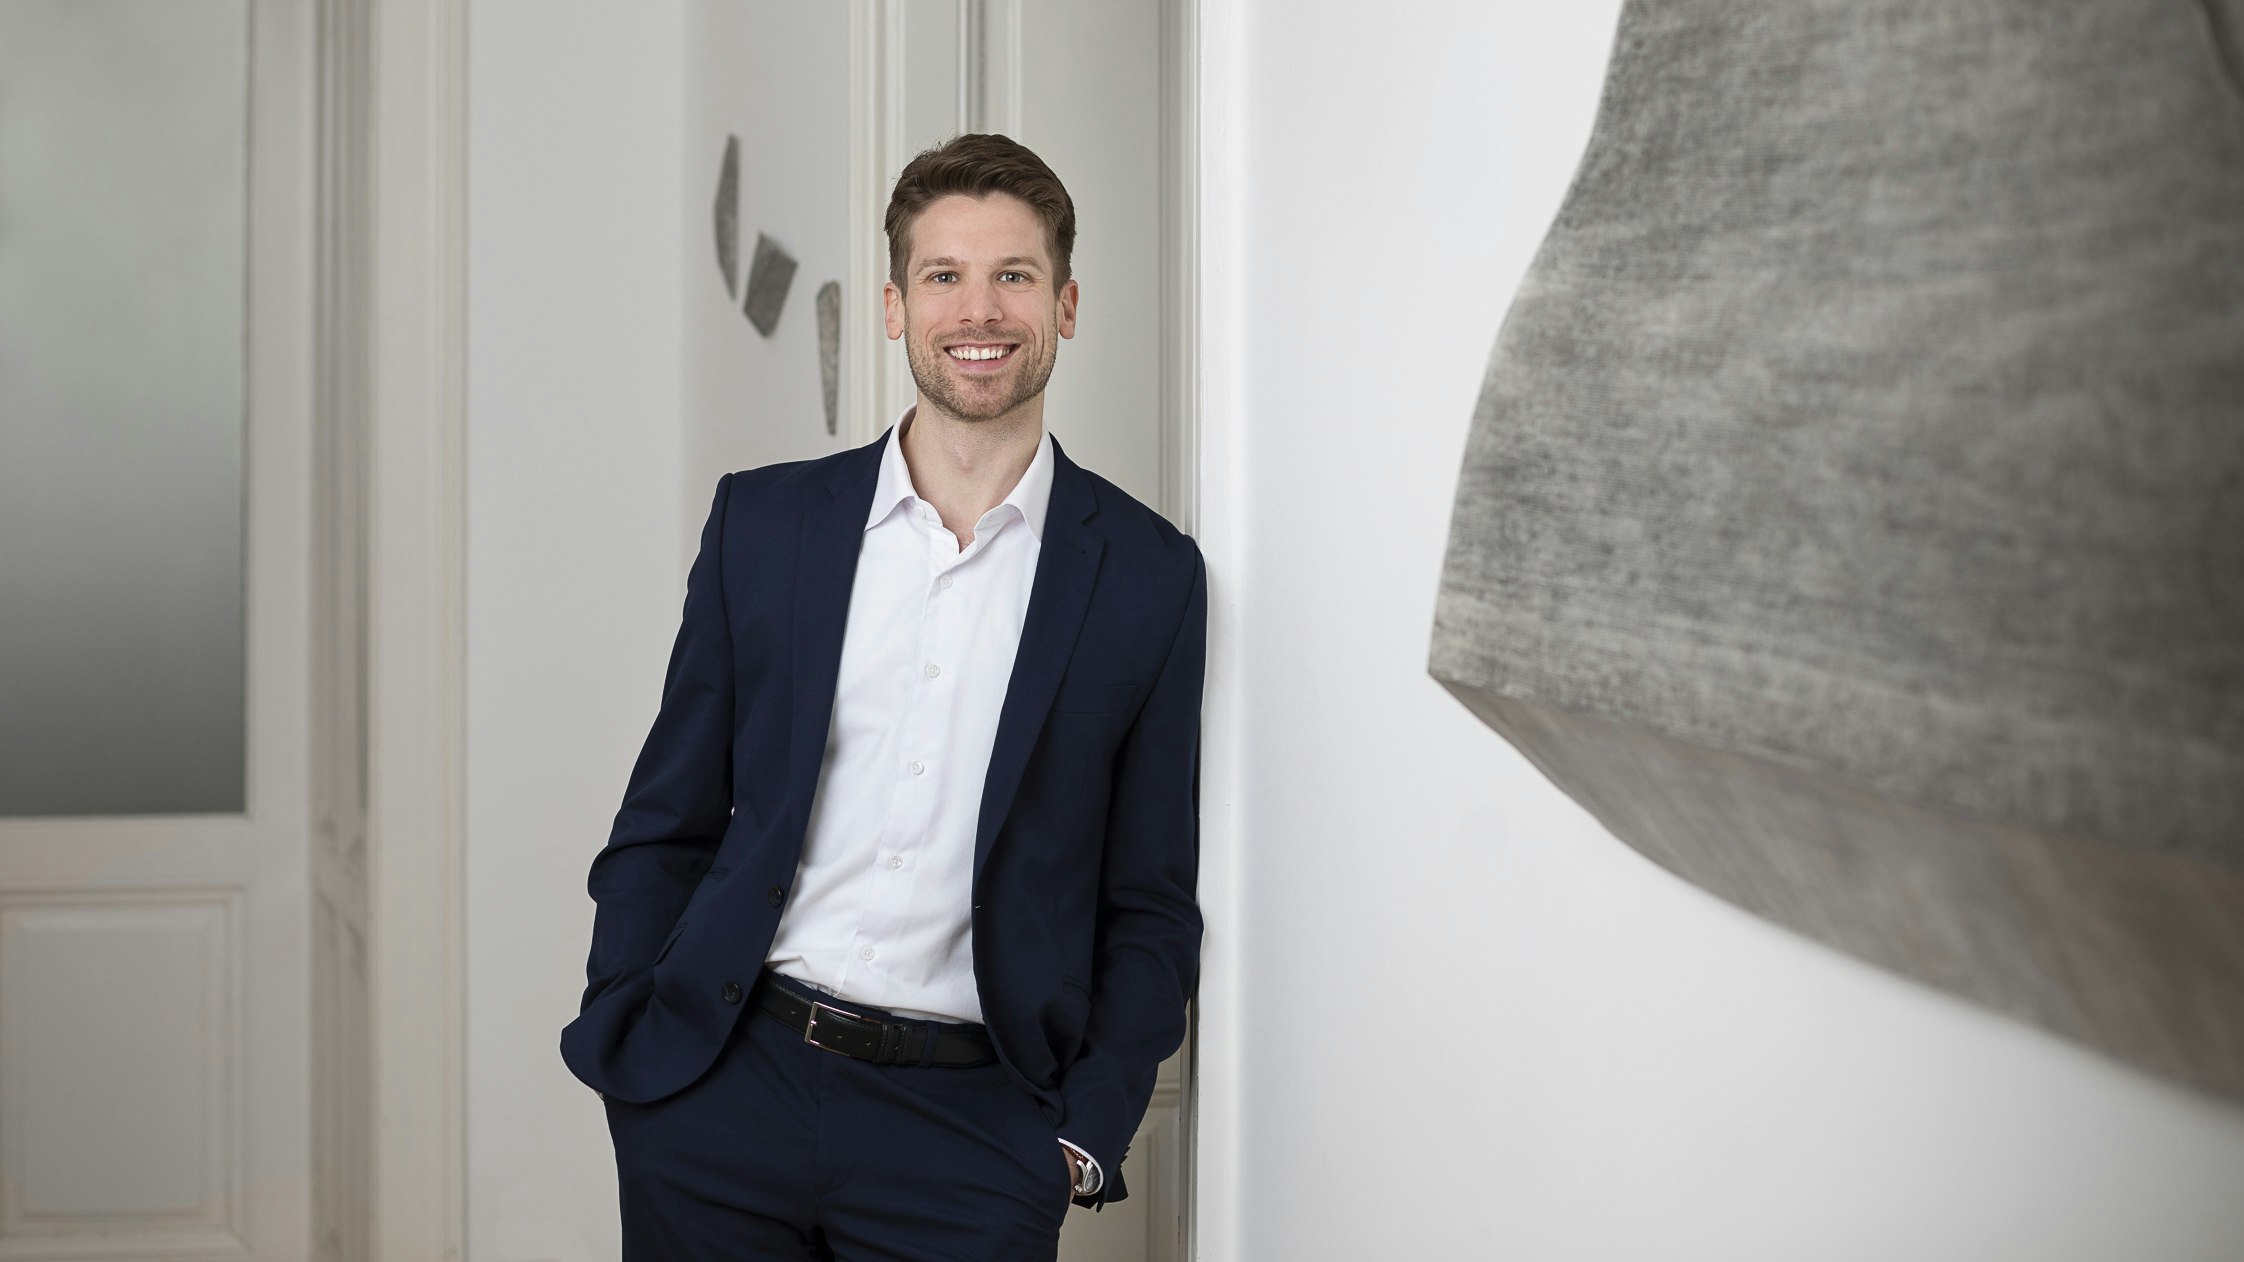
[884,133,1076,290]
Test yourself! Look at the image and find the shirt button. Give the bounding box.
[888,855,904,869]
[859,945,876,961]
[910,760,925,775]
[924,662,941,678]
[938,574,954,590]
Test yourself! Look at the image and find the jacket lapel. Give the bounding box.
[973,438,1105,884]
[784,430,886,845]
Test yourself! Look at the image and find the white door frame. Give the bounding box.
[360,0,467,1258]
[1185,0,1245,1256]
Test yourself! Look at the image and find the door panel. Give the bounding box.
[0,895,238,1248]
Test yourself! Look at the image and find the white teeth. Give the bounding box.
[947,345,1012,361]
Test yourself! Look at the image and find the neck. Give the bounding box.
[898,398,1044,540]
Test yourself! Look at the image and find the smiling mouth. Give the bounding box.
[945,343,1019,363]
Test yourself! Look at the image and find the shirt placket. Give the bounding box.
[845,500,965,989]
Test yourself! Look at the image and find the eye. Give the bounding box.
[928,271,957,284]
[1000,270,1030,283]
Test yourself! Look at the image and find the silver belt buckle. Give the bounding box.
[803,998,862,1054]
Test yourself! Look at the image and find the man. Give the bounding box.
[560,133,1207,1261]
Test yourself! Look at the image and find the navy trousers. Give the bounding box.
[603,972,1072,1260]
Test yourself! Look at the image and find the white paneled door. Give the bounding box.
[0,2,330,1258]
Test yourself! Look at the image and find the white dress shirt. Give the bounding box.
[766,406,1049,1021]
[763,408,1101,1190]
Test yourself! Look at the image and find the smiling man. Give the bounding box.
[562,133,1208,1260]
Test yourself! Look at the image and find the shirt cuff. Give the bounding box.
[1056,1137,1103,1195]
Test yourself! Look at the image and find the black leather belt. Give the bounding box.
[752,970,997,1067]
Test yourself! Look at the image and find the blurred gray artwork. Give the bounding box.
[744,232,797,337]
[817,280,841,435]
[714,133,741,299]
[1430,0,2244,1100]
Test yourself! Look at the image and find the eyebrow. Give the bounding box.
[917,256,1045,273]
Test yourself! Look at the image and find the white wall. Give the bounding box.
[465,5,683,1260]
[680,0,854,512]
[1196,2,2244,1259]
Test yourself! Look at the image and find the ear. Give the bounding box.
[1056,277,1080,340]
[883,280,905,340]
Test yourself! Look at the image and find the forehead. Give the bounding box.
[907,193,1052,269]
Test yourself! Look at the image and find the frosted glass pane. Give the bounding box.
[0,1,250,816]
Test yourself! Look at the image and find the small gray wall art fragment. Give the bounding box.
[816,280,841,435]
[714,134,740,300]
[1430,0,2244,1100]
[743,232,797,337]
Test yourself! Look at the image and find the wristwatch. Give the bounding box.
[1061,1140,1102,1197]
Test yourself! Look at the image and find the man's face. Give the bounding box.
[884,193,1079,424]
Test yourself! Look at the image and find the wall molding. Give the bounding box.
[1186,0,1242,1256]
[311,0,375,1257]
[845,0,1033,451]
[846,0,908,448]
[964,0,1022,135]
[364,0,467,1257]
[1159,0,1200,538]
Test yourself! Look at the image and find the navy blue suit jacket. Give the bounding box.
[560,426,1206,1208]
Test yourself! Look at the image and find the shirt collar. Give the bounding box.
[866,406,1056,541]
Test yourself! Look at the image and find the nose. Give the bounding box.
[956,274,1006,325]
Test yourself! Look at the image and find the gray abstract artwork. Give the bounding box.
[744,232,797,338]
[817,280,841,435]
[1431,0,2244,1099]
[714,134,740,300]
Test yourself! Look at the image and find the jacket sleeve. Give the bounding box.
[576,471,737,1012]
[1056,541,1208,1206]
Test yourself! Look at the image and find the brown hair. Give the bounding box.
[885,133,1076,290]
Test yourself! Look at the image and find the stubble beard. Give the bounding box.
[904,318,1059,424]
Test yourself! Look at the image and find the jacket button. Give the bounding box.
[767,885,785,907]
[722,980,742,1004]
